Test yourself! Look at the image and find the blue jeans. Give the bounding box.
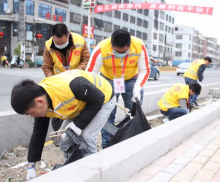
[184,77,198,104]
[160,108,188,121]
[101,75,144,148]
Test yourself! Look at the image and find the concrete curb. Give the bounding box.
[30,100,220,182]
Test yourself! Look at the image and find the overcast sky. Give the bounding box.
[165,0,220,44]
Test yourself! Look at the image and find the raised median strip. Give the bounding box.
[30,100,220,182]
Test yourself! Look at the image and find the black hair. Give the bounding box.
[111,29,131,48]
[204,57,212,63]
[11,79,45,114]
[189,82,201,95]
[52,23,68,38]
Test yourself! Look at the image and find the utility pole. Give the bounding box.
[18,0,25,61]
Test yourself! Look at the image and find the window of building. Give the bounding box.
[168,27,171,33]
[166,14,168,21]
[130,16,135,24]
[159,34,163,42]
[176,43,182,48]
[123,13,128,21]
[70,0,81,6]
[114,10,121,19]
[38,3,52,19]
[105,11,112,17]
[160,11,164,19]
[13,22,18,36]
[159,22,164,31]
[55,8,66,22]
[143,20,148,28]
[175,52,182,57]
[188,53,190,58]
[83,16,88,24]
[94,35,102,44]
[26,23,33,31]
[122,27,128,31]
[124,0,129,2]
[143,33,147,40]
[153,33,157,40]
[94,18,103,29]
[115,0,121,3]
[0,22,8,37]
[172,17,174,24]
[39,24,52,39]
[104,21,112,32]
[165,25,167,32]
[136,31,141,39]
[114,24,120,31]
[154,10,159,18]
[13,0,19,14]
[137,9,142,14]
[137,18,142,26]
[159,46,163,52]
[0,0,8,15]
[169,16,171,22]
[153,45,157,51]
[70,12,81,24]
[176,35,183,39]
[26,0,34,16]
[130,29,135,36]
[189,44,191,49]
[154,20,158,29]
[144,9,148,16]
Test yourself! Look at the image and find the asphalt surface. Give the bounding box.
[0,67,219,112]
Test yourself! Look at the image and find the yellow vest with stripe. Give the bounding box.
[183,59,205,80]
[158,83,189,111]
[39,70,112,120]
[45,32,85,75]
[99,36,142,80]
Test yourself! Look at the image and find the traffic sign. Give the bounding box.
[83,0,95,9]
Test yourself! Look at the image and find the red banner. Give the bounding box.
[94,3,213,15]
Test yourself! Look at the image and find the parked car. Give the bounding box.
[149,60,160,80]
[35,56,43,67]
[176,63,190,76]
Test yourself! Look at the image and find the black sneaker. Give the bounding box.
[194,102,199,106]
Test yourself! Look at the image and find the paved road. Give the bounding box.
[0,68,220,112]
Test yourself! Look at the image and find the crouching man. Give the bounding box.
[11,70,116,180]
[158,83,201,121]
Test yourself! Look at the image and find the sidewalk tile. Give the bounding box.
[212,138,220,145]
[192,169,215,181]
[126,173,152,182]
[140,163,163,176]
[182,139,197,146]
[183,149,199,158]
[165,150,183,159]
[206,143,219,150]
[199,148,216,157]
[210,154,220,163]
[174,144,190,152]
[213,169,220,178]
[153,156,174,168]
[163,163,184,174]
[211,177,220,182]
[198,139,212,145]
[148,172,173,182]
[191,144,205,152]
[184,162,203,173]
[192,155,209,164]
[171,170,196,182]
[203,161,220,172]
[173,156,192,166]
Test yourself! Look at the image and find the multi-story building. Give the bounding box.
[205,37,218,65]
[69,0,175,64]
[0,0,69,59]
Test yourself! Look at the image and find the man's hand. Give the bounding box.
[26,163,36,181]
[62,122,82,139]
[133,85,142,101]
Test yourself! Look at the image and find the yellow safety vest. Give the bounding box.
[158,83,189,111]
[99,36,142,80]
[39,70,112,120]
[45,32,85,75]
[184,59,205,80]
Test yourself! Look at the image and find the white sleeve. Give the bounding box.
[85,45,103,74]
[134,43,151,89]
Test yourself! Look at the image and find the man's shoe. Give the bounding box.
[194,102,199,106]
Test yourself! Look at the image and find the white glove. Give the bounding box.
[26,165,37,181]
[132,85,142,101]
[62,122,82,139]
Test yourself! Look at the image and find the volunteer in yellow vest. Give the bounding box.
[183,57,212,106]
[158,83,201,121]
[42,23,90,77]
[1,55,7,67]
[86,29,150,148]
[11,70,116,181]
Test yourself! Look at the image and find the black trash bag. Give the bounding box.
[104,99,151,145]
[53,128,89,170]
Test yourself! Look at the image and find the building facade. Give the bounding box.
[0,0,69,60]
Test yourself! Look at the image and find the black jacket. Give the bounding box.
[27,77,106,162]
